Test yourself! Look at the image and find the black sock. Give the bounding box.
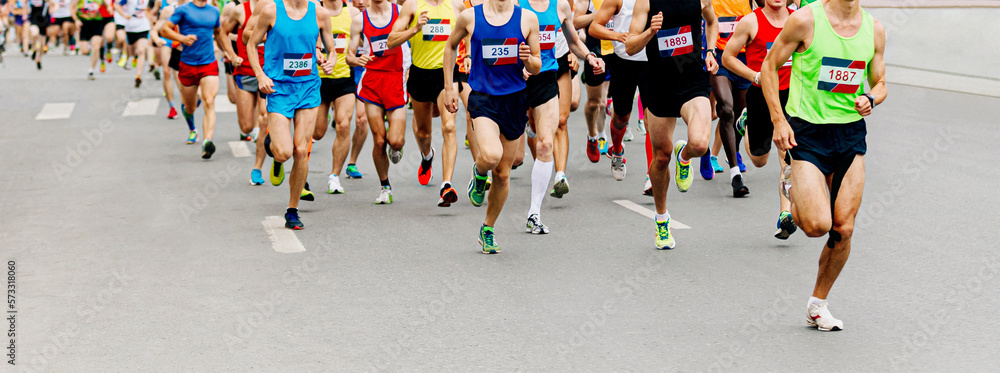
[380,178,390,187]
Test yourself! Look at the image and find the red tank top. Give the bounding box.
[235,1,265,76]
[745,7,793,90]
[362,3,403,72]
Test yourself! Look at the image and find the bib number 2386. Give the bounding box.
[283,53,314,77]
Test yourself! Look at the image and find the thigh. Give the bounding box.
[386,108,407,138]
[472,116,503,155]
[365,103,387,137]
[199,75,220,98]
[680,96,712,137]
[268,112,293,145]
[292,108,318,147]
[531,96,559,135]
[556,72,572,123]
[791,159,832,225]
[644,114,676,151]
[831,155,865,227]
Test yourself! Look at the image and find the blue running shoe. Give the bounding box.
[725,152,748,173]
[250,169,264,185]
[284,209,303,230]
[346,164,363,179]
[699,154,714,180]
[711,155,723,173]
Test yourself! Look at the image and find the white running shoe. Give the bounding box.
[636,119,646,135]
[623,127,634,142]
[611,152,626,181]
[526,214,549,234]
[328,174,344,194]
[642,176,653,196]
[807,301,844,331]
[389,148,403,164]
[375,187,393,204]
[249,127,260,142]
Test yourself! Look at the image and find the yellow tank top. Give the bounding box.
[591,0,613,56]
[320,6,352,79]
[712,0,751,52]
[409,0,454,70]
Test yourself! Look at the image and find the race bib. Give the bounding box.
[333,34,347,53]
[370,34,389,56]
[766,42,793,67]
[656,26,693,57]
[283,53,313,77]
[818,57,866,93]
[718,16,740,38]
[421,19,451,41]
[482,38,519,66]
[605,19,614,30]
[539,25,556,50]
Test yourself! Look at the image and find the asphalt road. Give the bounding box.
[1,8,998,372]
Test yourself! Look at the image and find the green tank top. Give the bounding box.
[799,0,818,7]
[786,1,874,124]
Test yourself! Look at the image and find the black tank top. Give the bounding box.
[644,0,704,75]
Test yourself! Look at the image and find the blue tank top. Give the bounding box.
[520,0,557,73]
[264,0,319,83]
[469,5,525,96]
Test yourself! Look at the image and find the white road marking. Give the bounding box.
[614,200,692,229]
[215,96,237,113]
[121,98,160,116]
[228,141,251,158]
[887,65,1000,98]
[35,102,75,120]
[262,216,306,253]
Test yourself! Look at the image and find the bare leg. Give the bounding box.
[330,94,355,175]
[287,108,319,209]
[198,75,220,141]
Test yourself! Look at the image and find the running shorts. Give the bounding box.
[407,66,444,103]
[51,16,73,26]
[29,6,48,28]
[320,77,356,102]
[234,74,259,93]
[556,52,578,79]
[80,20,106,41]
[178,61,219,86]
[125,31,147,45]
[608,56,646,117]
[787,116,867,175]
[169,47,181,71]
[640,63,710,118]
[745,86,788,157]
[714,51,752,91]
[525,70,559,108]
[468,90,528,142]
[267,78,321,119]
[357,69,407,111]
[115,23,124,31]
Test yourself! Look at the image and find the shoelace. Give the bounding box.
[656,222,670,238]
[482,229,495,246]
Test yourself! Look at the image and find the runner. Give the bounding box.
[347,0,406,204]
[573,0,610,162]
[452,0,482,170]
[387,0,462,206]
[71,0,112,79]
[589,0,653,185]
[221,0,266,183]
[311,0,359,194]
[443,0,540,253]
[247,0,337,229]
[220,0,239,106]
[161,0,238,157]
[521,0,603,234]
[9,0,30,55]
[150,0,180,118]
[761,0,885,331]
[545,21,579,199]
[625,0,717,249]
[27,0,51,69]
[721,0,795,238]
[48,0,76,54]
[111,0,128,66]
[115,0,151,87]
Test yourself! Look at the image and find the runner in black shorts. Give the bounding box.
[27,0,49,69]
[574,0,611,161]
[71,0,113,79]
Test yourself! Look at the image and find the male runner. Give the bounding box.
[347,0,406,204]
[221,0,268,183]
[150,0,180,118]
[761,0,885,331]
[248,0,336,228]
[573,0,609,161]
[49,0,76,53]
[311,0,360,194]
[521,0,603,234]
[545,11,578,199]
[626,0,717,249]
[115,0,151,87]
[343,0,368,180]
[27,0,51,69]
[161,0,238,157]
[72,0,112,79]
[722,0,796,238]
[388,0,461,206]
[110,0,127,65]
[444,0,540,253]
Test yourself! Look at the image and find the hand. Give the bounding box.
[588,55,605,75]
[416,11,429,28]
[356,54,372,67]
[522,67,531,80]
[854,95,872,116]
[518,42,530,62]
[229,54,244,67]
[705,54,718,74]
[650,12,662,33]
[321,57,335,75]
[180,34,197,46]
[75,20,82,29]
[567,53,579,72]
[463,56,471,72]
[153,37,164,47]
[772,118,797,151]
[443,87,459,113]
[616,32,628,43]
[257,74,275,94]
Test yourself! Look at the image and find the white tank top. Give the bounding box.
[554,27,568,58]
[51,0,72,17]
[613,0,645,61]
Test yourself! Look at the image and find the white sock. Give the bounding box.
[588,135,597,141]
[422,148,434,161]
[88,68,93,73]
[250,127,259,136]
[809,296,825,306]
[598,131,607,139]
[554,171,565,180]
[730,167,741,180]
[441,181,451,189]
[528,160,554,216]
[655,211,670,222]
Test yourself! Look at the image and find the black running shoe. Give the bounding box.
[284,209,304,230]
[202,141,216,159]
[731,174,750,198]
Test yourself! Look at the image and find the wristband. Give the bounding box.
[754,72,761,85]
[863,93,875,108]
[705,49,715,56]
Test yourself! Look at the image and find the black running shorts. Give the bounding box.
[407,65,445,103]
[608,56,646,117]
[468,90,528,141]
[745,86,789,157]
[525,70,559,108]
[787,116,867,175]
[320,77,356,103]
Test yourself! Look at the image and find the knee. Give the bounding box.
[798,215,833,238]
[491,169,510,186]
[478,147,502,168]
[684,141,709,158]
[831,221,854,242]
[414,125,432,140]
[387,134,404,150]
[372,136,387,150]
[534,136,554,156]
[750,156,768,168]
[716,102,734,122]
[651,149,673,169]
[292,146,309,161]
[441,121,456,137]
[274,146,292,163]
[335,122,350,138]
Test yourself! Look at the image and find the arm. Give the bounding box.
[160,20,195,45]
[572,0,592,29]
[721,15,755,82]
[561,0,602,73]
[345,12,369,67]
[219,4,241,44]
[701,0,718,73]
[387,0,423,49]
[856,19,886,116]
[247,2,275,92]
[115,2,130,20]
[443,8,471,113]
[587,0,621,43]
[215,24,239,64]
[625,0,653,56]
[761,7,810,150]
[521,10,542,75]
[316,5,337,75]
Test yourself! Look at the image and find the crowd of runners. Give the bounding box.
[1,0,886,331]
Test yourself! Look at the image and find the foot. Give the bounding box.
[388,147,403,164]
[586,138,600,163]
[728,153,747,173]
[605,98,613,116]
[780,164,793,200]
[699,154,714,180]
[250,169,265,185]
[623,126,634,142]
[134,76,141,88]
[479,225,500,254]
[774,211,797,240]
[511,160,524,170]
[735,107,748,137]
[249,128,260,142]
[807,301,844,332]
[167,106,178,120]
[549,175,569,198]
[300,182,315,201]
[100,61,106,73]
[655,219,675,250]
[643,176,653,196]
[485,175,492,191]
[239,132,252,141]
[187,130,197,144]
[438,185,458,207]
[375,186,393,204]
[711,155,724,173]
[673,140,693,192]
[731,174,750,198]
[467,164,488,207]
[201,140,215,159]
[636,119,646,135]
[152,68,161,81]
[464,136,469,149]
[598,137,609,155]
[417,148,434,186]
[284,210,304,230]
[328,175,344,194]
[88,72,95,80]
[526,214,549,234]
[346,164,363,179]
[270,160,285,186]
[611,150,626,181]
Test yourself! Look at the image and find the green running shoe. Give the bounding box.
[774,211,797,240]
[270,160,285,186]
[735,107,748,137]
[300,182,315,201]
[674,140,693,192]
[479,225,500,254]
[655,219,675,250]
[187,130,197,144]
[467,164,488,207]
